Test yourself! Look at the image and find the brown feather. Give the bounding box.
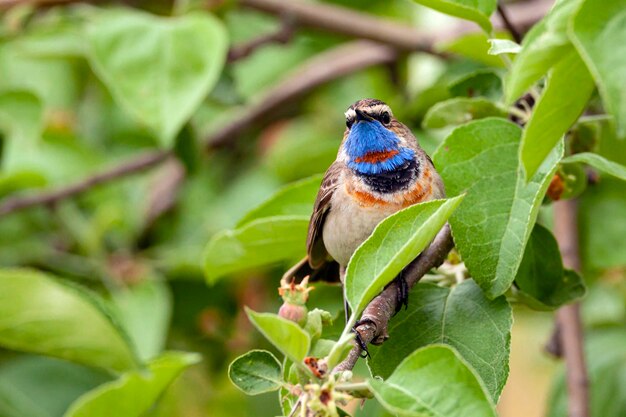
[306,162,343,268]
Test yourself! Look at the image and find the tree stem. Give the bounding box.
[553,199,590,417]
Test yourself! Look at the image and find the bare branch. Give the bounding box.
[241,0,553,46]
[497,2,523,43]
[0,40,395,217]
[553,199,590,417]
[240,0,434,52]
[333,224,454,373]
[227,18,295,62]
[206,41,397,149]
[0,150,171,217]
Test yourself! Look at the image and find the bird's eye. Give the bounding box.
[381,112,391,125]
[346,118,354,129]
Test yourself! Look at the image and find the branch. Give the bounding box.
[206,40,397,148]
[0,40,396,217]
[497,2,523,44]
[240,0,435,52]
[227,18,295,62]
[0,150,170,217]
[241,0,552,46]
[553,199,590,417]
[333,224,454,373]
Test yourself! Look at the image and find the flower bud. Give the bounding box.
[278,302,308,326]
[277,276,313,326]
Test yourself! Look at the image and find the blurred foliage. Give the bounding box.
[0,0,624,416]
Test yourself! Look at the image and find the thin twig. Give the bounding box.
[240,0,435,52]
[497,2,522,43]
[334,224,454,373]
[0,150,171,217]
[227,18,295,62]
[553,199,590,417]
[0,41,396,218]
[241,0,552,46]
[0,0,551,216]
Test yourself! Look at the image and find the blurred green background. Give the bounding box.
[0,0,624,416]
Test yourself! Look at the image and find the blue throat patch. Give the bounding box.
[345,120,415,175]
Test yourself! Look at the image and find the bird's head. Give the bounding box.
[341,99,416,175]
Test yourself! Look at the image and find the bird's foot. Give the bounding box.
[351,318,375,358]
[394,272,409,314]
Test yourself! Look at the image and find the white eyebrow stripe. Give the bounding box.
[345,108,356,119]
[367,104,392,116]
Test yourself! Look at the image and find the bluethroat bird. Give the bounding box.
[285,99,445,322]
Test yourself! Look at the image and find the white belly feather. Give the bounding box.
[322,186,397,266]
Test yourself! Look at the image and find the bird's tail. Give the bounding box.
[281,256,340,284]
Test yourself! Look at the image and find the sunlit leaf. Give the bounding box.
[236,174,322,227]
[434,118,561,298]
[505,0,583,103]
[369,345,497,417]
[571,0,626,137]
[87,9,228,146]
[487,39,521,55]
[64,352,200,417]
[562,152,626,181]
[520,48,594,180]
[411,0,497,33]
[369,280,511,401]
[204,215,308,284]
[345,196,463,316]
[422,97,506,128]
[110,279,172,362]
[228,350,282,395]
[245,309,310,364]
[0,269,140,372]
[437,32,507,67]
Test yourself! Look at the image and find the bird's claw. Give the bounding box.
[394,272,409,313]
[352,318,375,359]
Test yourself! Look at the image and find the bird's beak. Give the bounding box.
[355,109,372,122]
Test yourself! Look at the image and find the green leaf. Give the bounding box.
[369,280,511,401]
[245,309,310,364]
[0,269,140,372]
[422,97,506,129]
[345,196,464,316]
[562,152,626,181]
[487,39,521,55]
[579,179,626,270]
[570,0,626,137]
[433,118,561,298]
[515,224,586,309]
[0,356,110,417]
[520,48,594,180]
[448,70,503,100]
[369,345,496,417]
[64,352,200,417]
[204,215,308,283]
[86,9,228,146]
[236,174,322,227]
[110,279,172,362]
[411,0,497,33]
[505,0,583,103]
[436,33,506,68]
[228,350,282,395]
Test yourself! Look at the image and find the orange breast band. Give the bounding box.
[354,149,399,164]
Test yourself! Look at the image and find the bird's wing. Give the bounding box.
[306,161,343,268]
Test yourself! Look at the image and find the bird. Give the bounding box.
[284,98,445,326]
